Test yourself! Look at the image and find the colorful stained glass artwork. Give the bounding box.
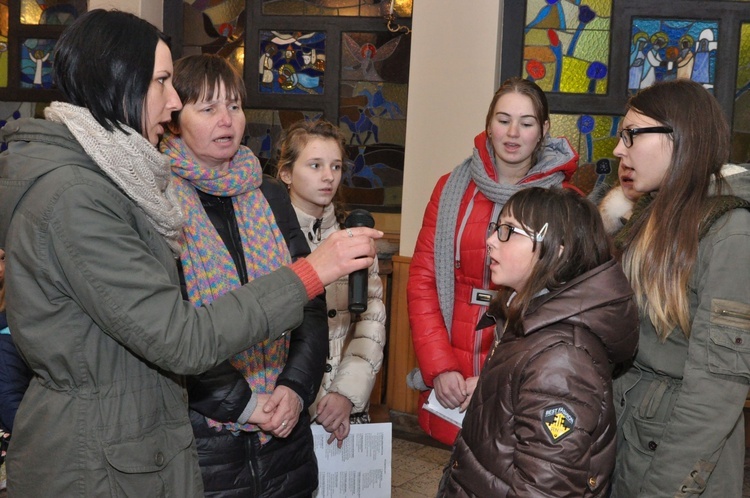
[339,33,409,209]
[261,0,394,17]
[259,30,325,95]
[0,2,8,38]
[20,38,54,89]
[184,0,245,41]
[243,109,323,175]
[341,141,404,208]
[732,23,750,163]
[338,81,406,209]
[628,18,718,93]
[0,34,7,88]
[550,112,621,194]
[341,32,410,83]
[21,0,84,25]
[523,0,611,94]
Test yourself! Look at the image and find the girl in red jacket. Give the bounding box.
[407,78,579,445]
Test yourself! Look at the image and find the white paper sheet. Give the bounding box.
[312,422,392,498]
[423,389,465,427]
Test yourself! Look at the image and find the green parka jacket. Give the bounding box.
[611,165,750,497]
[0,118,311,497]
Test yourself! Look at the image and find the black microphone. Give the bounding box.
[344,209,375,314]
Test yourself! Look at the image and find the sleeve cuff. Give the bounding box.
[238,393,259,424]
[290,258,324,300]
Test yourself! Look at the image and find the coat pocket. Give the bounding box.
[103,422,195,497]
[622,413,666,457]
[707,298,750,379]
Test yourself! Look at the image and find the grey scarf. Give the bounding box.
[434,136,573,336]
[45,102,185,255]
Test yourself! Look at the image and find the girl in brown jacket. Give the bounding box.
[438,187,639,497]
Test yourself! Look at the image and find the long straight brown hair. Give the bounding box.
[620,80,729,340]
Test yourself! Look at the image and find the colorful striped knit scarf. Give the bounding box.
[163,133,291,440]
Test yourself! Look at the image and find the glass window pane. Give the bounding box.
[262,0,396,17]
[628,18,718,94]
[732,23,750,163]
[243,109,323,175]
[21,0,85,25]
[21,38,55,88]
[339,32,409,210]
[0,2,5,87]
[550,112,620,194]
[259,30,325,94]
[181,0,245,58]
[523,0,612,94]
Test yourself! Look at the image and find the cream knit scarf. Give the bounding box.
[45,102,184,255]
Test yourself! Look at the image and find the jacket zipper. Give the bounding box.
[717,308,750,321]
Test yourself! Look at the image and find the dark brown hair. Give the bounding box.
[170,54,246,127]
[276,119,349,226]
[489,187,612,333]
[620,79,729,340]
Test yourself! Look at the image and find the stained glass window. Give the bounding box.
[550,113,620,193]
[164,0,412,211]
[1,0,84,99]
[181,0,246,74]
[258,30,325,94]
[243,109,323,175]
[628,18,718,93]
[733,23,750,162]
[21,0,84,25]
[339,31,409,209]
[262,0,393,17]
[20,38,54,88]
[523,0,612,94]
[0,1,8,88]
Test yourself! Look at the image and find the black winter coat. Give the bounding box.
[183,176,327,498]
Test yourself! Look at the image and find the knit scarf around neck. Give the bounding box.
[434,131,569,336]
[44,102,185,255]
[163,133,291,438]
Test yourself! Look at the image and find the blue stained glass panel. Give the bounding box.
[628,18,718,94]
[259,30,325,95]
[20,38,55,89]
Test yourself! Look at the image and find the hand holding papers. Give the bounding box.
[424,389,465,428]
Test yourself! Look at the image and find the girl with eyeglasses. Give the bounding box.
[437,187,638,497]
[407,77,580,447]
[610,79,750,497]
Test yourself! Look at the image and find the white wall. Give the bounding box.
[399,0,502,257]
[88,0,162,29]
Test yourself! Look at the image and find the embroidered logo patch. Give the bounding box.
[542,404,576,442]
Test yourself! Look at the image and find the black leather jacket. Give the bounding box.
[182,176,327,498]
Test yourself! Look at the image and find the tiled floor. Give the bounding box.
[2,413,749,497]
[388,409,750,498]
[391,436,449,497]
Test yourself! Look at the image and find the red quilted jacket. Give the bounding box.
[407,131,579,445]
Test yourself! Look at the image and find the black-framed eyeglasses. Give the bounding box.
[488,222,548,243]
[618,126,673,148]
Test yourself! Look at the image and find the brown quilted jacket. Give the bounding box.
[439,258,639,498]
